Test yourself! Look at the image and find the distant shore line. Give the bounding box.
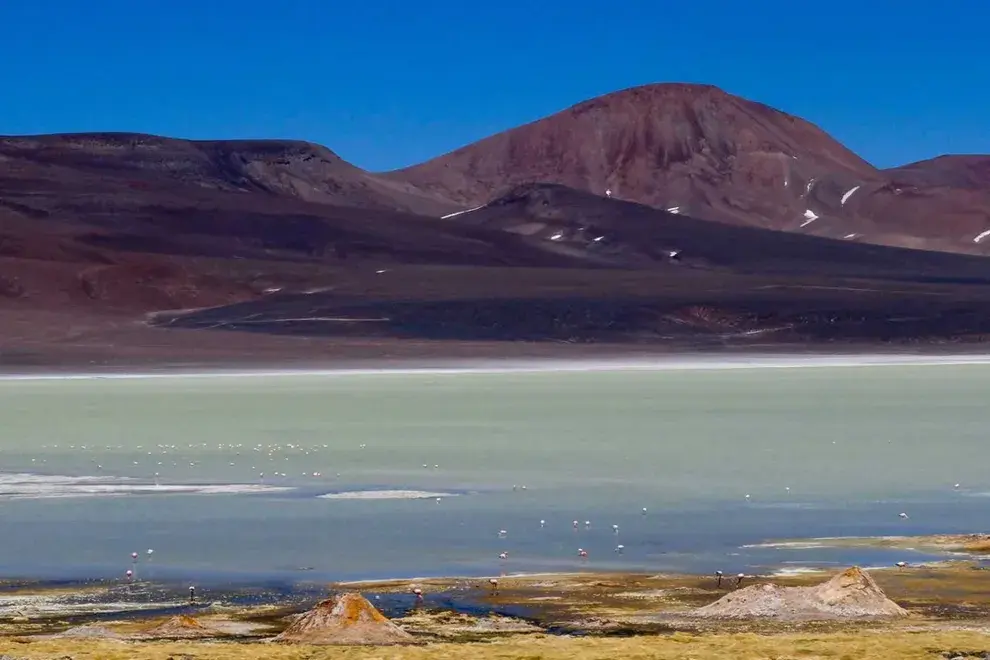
[3,353,990,381]
[0,558,944,597]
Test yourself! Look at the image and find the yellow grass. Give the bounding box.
[2,629,990,660]
[959,539,990,552]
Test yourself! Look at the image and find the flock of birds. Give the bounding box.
[492,515,647,563]
[32,441,366,481]
[18,441,969,585]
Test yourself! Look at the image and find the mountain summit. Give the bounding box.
[387,83,990,253]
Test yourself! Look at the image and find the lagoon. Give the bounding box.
[1,357,988,583]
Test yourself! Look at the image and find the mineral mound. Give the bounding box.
[694,567,908,620]
[135,614,222,639]
[52,623,124,639]
[272,592,414,645]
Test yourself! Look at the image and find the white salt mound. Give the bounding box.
[53,624,125,639]
[694,566,908,620]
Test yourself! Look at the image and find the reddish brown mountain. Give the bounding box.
[884,155,990,190]
[386,83,990,254]
[5,86,990,363]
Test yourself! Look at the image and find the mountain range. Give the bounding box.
[2,83,990,365]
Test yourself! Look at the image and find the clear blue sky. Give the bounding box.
[1,1,987,171]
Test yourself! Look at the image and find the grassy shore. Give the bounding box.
[2,629,989,660]
[5,561,990,658]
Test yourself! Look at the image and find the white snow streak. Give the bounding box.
[800,209,819,227]
[805,178,816,195]
[844,233,859,240]
[441,204,486,219]
[666,206,681,214]
[974,230,990,244]
[840,185,861,206]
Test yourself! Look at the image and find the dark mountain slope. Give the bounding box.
[443,184,990,280]
[157,184,990,346]
[0,132,456,216]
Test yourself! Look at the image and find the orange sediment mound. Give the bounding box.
[694,567,908,621]
[135,615,221,639]
[272,592,415,645]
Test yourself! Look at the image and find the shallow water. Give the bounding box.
[1,358,989,582]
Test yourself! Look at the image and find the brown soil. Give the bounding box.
[693,567,908,621]
[271,592,415,646]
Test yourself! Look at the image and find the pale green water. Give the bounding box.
[0,361,988,581]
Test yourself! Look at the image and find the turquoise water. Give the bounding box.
[0,360,988,582]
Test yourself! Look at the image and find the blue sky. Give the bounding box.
[1,1,987,171]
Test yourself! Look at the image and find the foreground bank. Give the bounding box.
[2,629,987,660]
[3,562,990,659]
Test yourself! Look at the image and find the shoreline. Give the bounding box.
[3,351,990,381]
[4,558,990,658]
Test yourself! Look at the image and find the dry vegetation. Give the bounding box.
[7,565,990,659]
[2,629,990,660]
